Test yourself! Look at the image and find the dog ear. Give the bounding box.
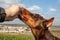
[44,17,54,28]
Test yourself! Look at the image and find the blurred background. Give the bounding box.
[0,0,60,40]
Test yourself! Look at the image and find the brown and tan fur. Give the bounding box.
[18,8,60,40]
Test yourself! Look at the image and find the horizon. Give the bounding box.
[0,23,60,26]
[0,0,60,26]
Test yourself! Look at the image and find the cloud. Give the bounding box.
[27,5,41,11]
[49,8,56,12]
[18,4,26,7]
[0,0,25,8]
[46,8,56,14]
[4,0,19,4]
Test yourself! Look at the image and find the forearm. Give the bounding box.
[0,7,15,22]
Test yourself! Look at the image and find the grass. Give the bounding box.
[0,26,60,40]
[0,33,35,40]
[0,31,60,40]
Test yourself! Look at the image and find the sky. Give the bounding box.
[0,0,60,26]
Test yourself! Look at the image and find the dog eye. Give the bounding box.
[32,16,38,21]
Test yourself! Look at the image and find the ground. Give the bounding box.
[0,26,60,40]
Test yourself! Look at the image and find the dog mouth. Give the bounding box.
[21,15,28,21]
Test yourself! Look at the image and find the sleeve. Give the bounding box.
[0,7,6,22]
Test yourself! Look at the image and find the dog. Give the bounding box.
[18,7,60,40]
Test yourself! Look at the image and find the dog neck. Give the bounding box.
[31,28,57,40]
